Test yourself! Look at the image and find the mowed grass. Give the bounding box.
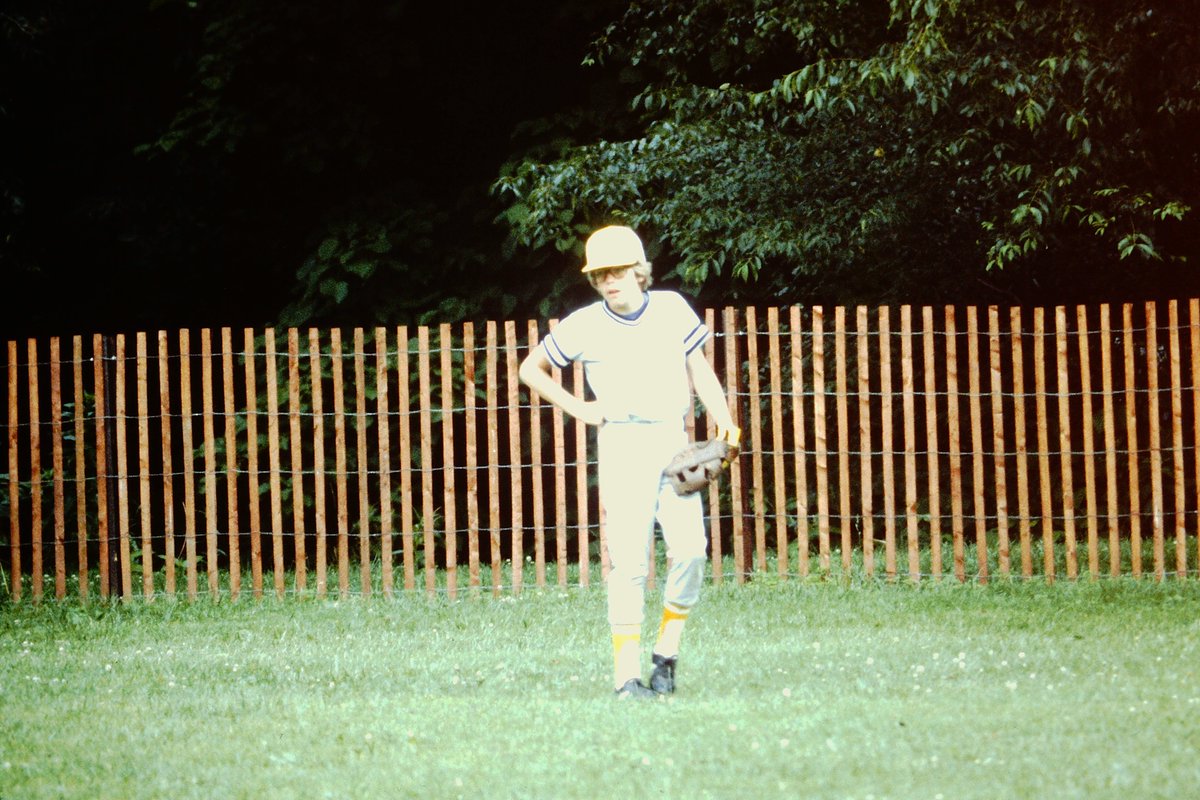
[2,578,1198,800]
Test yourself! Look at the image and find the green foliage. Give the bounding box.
[497,0,1200,306]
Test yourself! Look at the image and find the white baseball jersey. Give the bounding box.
[541,290,709,423]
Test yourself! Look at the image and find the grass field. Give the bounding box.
[2,577,1198,799]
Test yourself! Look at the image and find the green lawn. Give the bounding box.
[2,578,1198,799]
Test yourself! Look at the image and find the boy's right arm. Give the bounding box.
[518,347,605,426]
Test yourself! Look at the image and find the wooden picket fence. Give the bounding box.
[4,299,1200,602]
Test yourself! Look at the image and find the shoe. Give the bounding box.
[614,678,658,700]
[649,654,676,694]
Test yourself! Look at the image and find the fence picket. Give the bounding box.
[923,308,942,579]
[28,339,44,600]
[223,329,242,599]
[309,329,329,597]
[1167,301,1186,577]
[417,326,434,595]
[1055,308,1078,579]
[767,308,787,578]
[1075,307,1099,579]
[812,307,829,574]
[156,332,173,597]
[381,328,401,592]
[1099,306,1120,576]
[51,338,67,598]
[440,324,457,598]
[857,307,875,578]
[966,308,989,582]
[177,331,195,600]
[749,307,769,573]
[1010,308,1033,578]
[528,320,546,588]
[879,307,897,580]
[944,308,965,582]
[200,329,219,598]
[331,329,351,598]
[834,307,851,574]
[374,327,394,596]
[1123,304,1142,576]
[901,306,919,582]
[243,329,262,598]
[8,341,20,601]
[1032,309,1055,582]
[1144,303,1165,581]
[265,329,286,598]
[464,323,481,591]
[395,326,414,592]
[723,307,747,580]
[988,308,1011,577]
[1191,300,1200,572]
[136,333,152,599]
[355,328,372,597]
[289,329,307,595]
[504,322,524,594]
[486,323,502,593]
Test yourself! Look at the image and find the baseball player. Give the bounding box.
[519,225,739,699]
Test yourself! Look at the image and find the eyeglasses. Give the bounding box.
[590,266,630,283]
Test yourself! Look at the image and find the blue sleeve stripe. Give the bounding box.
[683,323,709,355]
[543,333,572,368]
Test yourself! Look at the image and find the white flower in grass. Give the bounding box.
[782,687,792,698]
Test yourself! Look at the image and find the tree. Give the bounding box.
[496,0,1200,307]
[142,0,626,329]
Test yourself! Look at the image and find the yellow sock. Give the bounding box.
[653,603,689,660]
[612,624,642,689]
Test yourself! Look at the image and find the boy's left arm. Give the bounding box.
[685,348,740,452]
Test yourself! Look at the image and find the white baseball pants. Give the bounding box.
[598,421,708,627]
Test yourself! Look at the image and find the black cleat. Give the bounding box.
[614,678,659,700]
[649,654,676,694]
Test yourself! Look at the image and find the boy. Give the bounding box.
[519,225,739,698]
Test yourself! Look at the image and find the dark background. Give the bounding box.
[1,1,620,340]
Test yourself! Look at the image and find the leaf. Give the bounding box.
[345,262,376,280]
[317,238,339,260]
[319,279,349,304]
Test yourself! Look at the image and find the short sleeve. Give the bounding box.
[541,311,585,369]
[674,294,708,355]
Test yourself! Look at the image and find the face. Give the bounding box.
[589,266,644,313]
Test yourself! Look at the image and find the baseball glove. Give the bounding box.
[664,429,740,497]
